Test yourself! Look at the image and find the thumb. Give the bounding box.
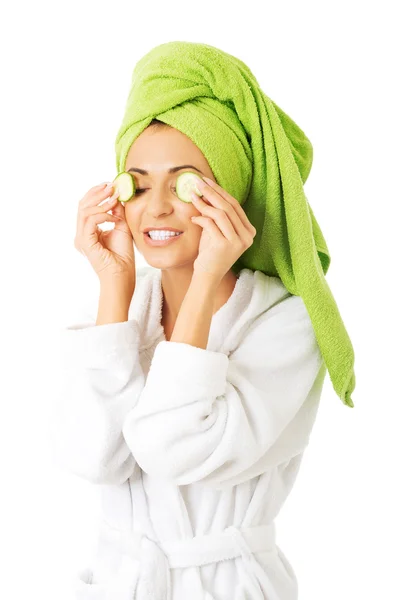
[111,199,126,219]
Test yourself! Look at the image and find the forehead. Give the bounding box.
[125,127,206,170]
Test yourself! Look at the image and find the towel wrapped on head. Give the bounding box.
[114,41,356,408]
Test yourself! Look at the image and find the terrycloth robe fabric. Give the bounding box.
[50,266,327,599]
[114,41,356,407]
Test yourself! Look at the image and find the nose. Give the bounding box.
[145,183,177,217]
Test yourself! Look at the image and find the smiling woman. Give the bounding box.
[54,40,355,600]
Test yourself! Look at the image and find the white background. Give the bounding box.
[1,1,399,598]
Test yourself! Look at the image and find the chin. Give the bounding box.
[146,255,197,270]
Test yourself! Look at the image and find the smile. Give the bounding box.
[144,232,184,247]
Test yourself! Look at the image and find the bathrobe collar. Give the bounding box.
[128,267,292,354]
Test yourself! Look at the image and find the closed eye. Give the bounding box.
[135,187,177,196]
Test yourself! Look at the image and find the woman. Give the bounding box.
[52,41,356,600]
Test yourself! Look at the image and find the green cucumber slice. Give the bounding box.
[113,172,136,202]
[176,172,204,203]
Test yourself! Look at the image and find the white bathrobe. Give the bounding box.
[51,266,327,600]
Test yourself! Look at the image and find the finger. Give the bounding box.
[82,212,122,236]
[76,192,120,237]
[80,182,116,209]
[110,197,126,219]
[75,212,121,252]
[192,194,244,243]
[199,178,256,236]
[110,204,132,235]
[194,184,251,239]
[77,205,122,241]
[81,195,120,218]
[192,215,222,239]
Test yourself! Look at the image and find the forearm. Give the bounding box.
[55,311,144,484]
[170,272,220,349]
[96,278,135,326]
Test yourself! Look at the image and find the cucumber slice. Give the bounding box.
[176,172,204,203]
[113,172,136,202]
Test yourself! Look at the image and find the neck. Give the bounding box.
[160,267,238,323]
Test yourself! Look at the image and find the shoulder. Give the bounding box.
[233,271,321,362]
[252,270,312,327]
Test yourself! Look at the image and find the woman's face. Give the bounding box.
[123,125,215,270]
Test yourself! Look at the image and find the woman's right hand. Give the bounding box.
[74,182,136,284]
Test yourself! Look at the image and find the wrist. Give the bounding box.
[96,290,133,326]
[99,274,135,294]
[191,269,222,290]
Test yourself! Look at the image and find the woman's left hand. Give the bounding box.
[190,177,257,281]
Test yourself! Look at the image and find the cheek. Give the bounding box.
[122,205,138,226]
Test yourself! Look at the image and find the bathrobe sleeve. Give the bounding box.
[49,303,145,486]
[122,294,327,489]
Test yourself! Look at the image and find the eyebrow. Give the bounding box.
[127,164,204,175]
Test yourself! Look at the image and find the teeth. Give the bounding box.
[148,231,182,240]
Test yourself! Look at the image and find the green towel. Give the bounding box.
[114,41,356,408]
